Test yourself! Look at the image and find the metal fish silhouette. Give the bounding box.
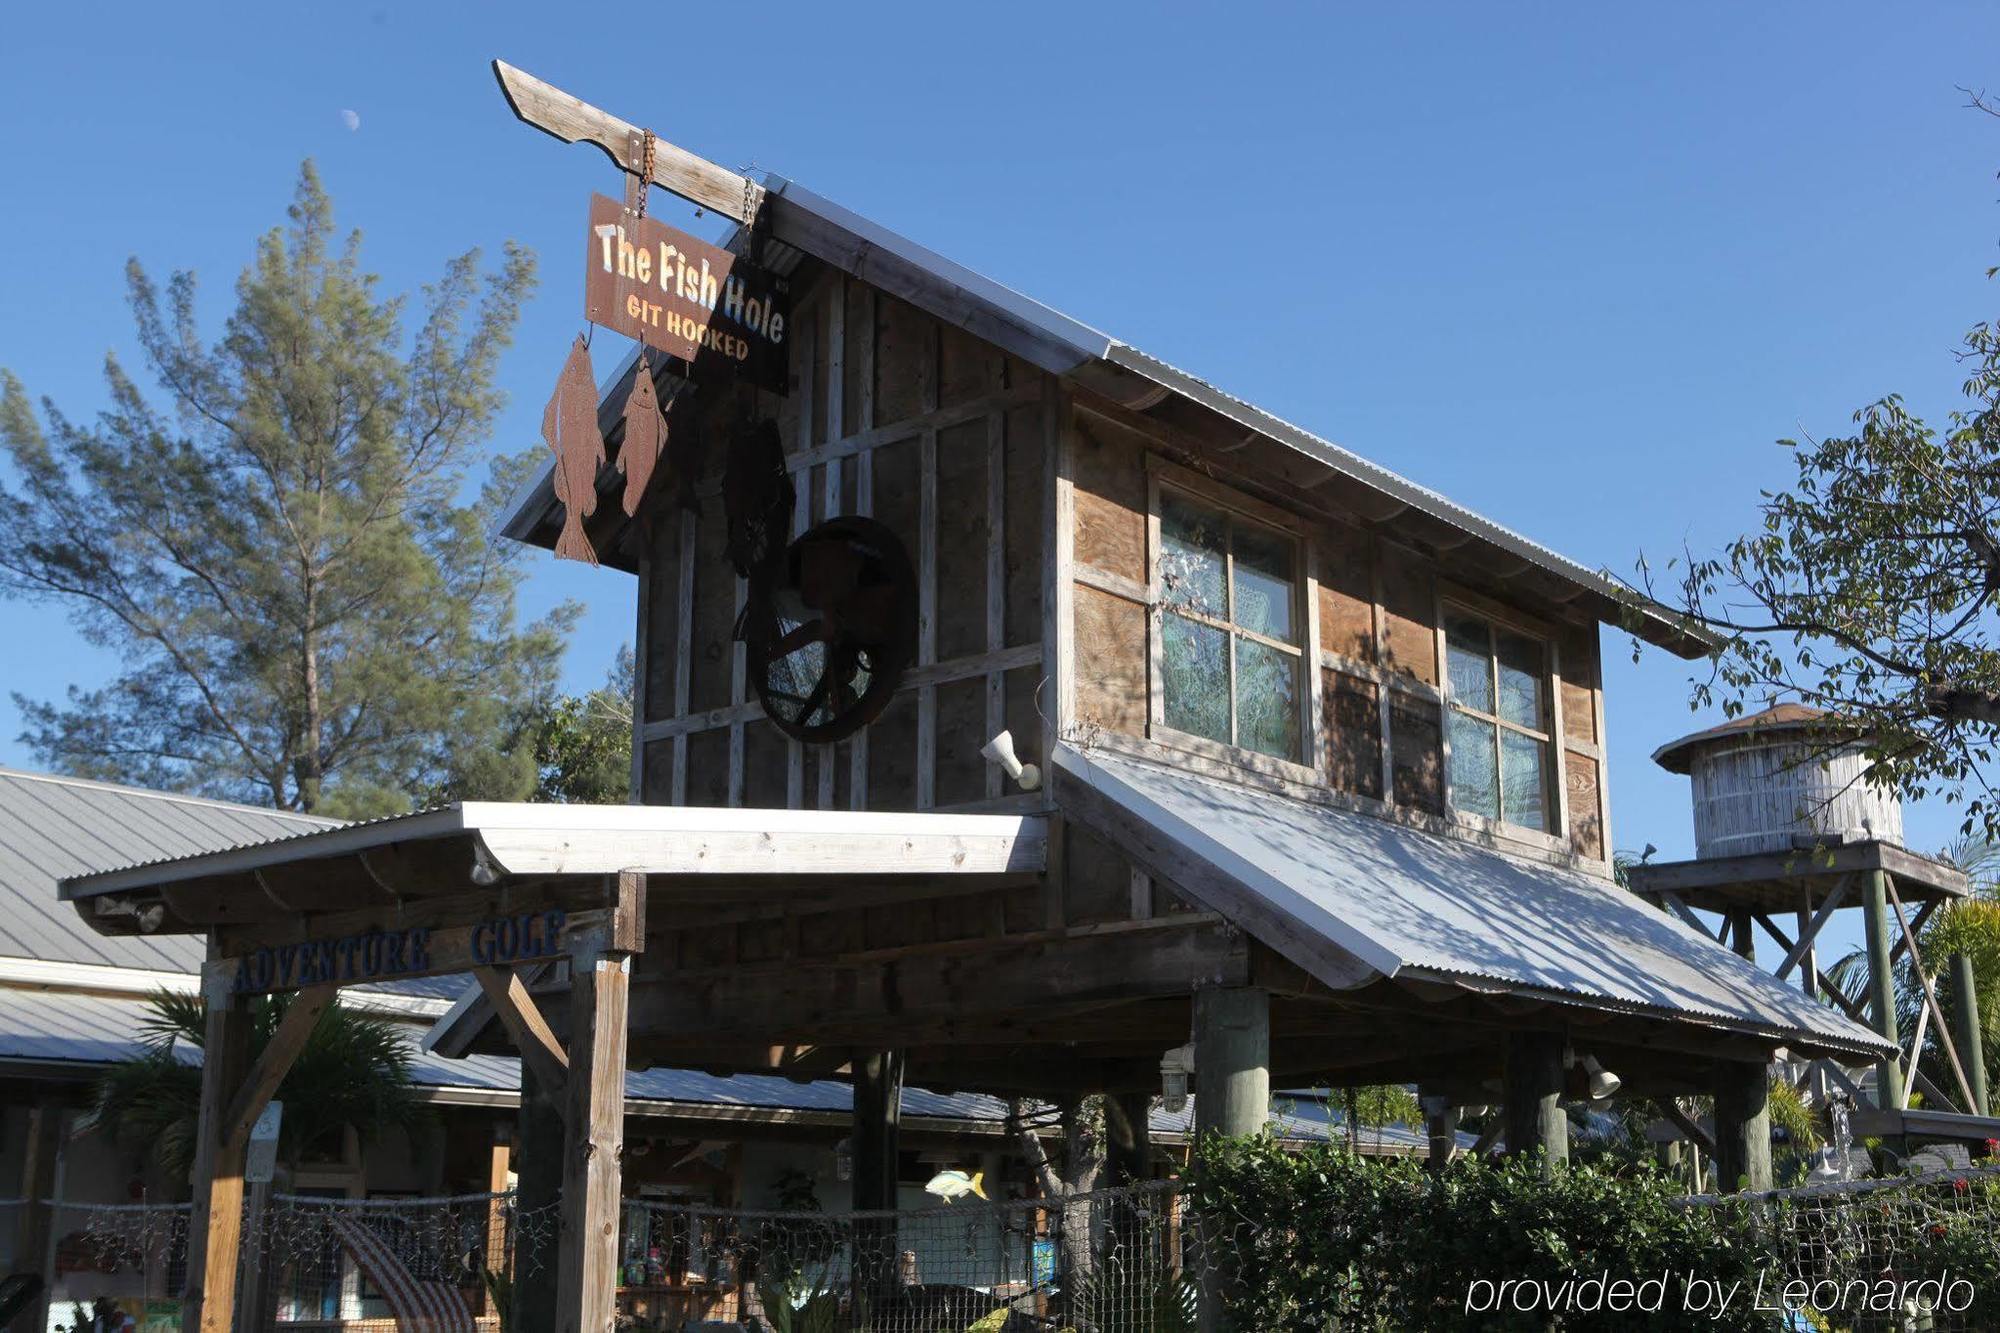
[618,353,666,518]
[543,335,605,564]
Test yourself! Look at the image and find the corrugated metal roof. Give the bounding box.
[0,988,1376,1143]
[1053,745,1890,1059]
[0,767,337,970]
[496,171,1718,658]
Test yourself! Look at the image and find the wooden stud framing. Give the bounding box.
[1048,378,1076,764]
[851,285,876,809]
[916,323,940,810]
[671,510,695,806]
[477,965,571,1091]
[820,282,845,811]
[630,548,651,803]
[785,296,817,810]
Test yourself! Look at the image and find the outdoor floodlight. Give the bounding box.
[980,730,1041,791]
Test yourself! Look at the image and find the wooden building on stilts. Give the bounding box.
[55,64,1897,1332]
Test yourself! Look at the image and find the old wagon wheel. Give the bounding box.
[745,516,917,744]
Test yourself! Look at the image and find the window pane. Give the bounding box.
[1447,709,1499,820]
[1495,630,1544,730]
[1160,495,1226,617]
[1232,526,1296,643]
[1234,637,1299,762]
[1162,612,1229,744]
[1445,612,1493,714]
[1501,730,1549,832]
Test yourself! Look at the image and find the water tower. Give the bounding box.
[1627,704,1993,1149]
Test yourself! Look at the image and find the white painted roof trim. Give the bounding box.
[64,802,1049,898]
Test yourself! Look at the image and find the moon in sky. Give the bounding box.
[340,109,361,132]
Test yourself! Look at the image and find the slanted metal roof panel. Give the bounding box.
[0,768,337,969]
[1053,746,1889,1058]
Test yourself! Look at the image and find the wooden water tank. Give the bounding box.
[1652,703,1902,860]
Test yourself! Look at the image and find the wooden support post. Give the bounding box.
[851,1048,905,1303]
[514,1051,565,1332]
[1727,909,1753,961]
[1192,987,1267,1333]
[486,1121,513,1310]
[9,1100,61,1333]
[850,1049,905,1211]
[182,986,253,1333]
[1503,1031,1568,1173]
[1193,988,1270,1142]
[1105,1091,1152,1186]
[1712,1060,1772,1193]
[555,928,631,1333]
[1861,870,1905,1112]
[1425,1102,1460,1175]
[1951,952,1990,1118]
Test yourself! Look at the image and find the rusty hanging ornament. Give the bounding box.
[617,352,666,518]
[543,334,606,564]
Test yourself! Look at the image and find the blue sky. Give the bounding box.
[4,4,1998,960]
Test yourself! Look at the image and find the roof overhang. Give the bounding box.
[1050,743,1893,1064]
[60,801,1049,941]
[497,171,1719,659]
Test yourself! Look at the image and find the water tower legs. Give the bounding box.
[1860,870,1905,1112]
[1950,953,1990,1117]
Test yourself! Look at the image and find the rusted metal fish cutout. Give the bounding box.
[617,352,666,518]
[543,334,605,564]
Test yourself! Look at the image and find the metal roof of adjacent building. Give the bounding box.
[0,766,337,970]
[0,987,1403,1146]
[1053,745,1891,1061]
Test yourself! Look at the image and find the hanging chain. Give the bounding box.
[633,130,658,221]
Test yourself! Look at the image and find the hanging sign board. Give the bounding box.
[583,193,790,393]
[221,909,569,995]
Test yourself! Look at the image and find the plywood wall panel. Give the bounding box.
[933,676,987,808]
[1073,585,1149,738]
[1315,523,1376,665]
[687,500,735,713]
[1071,426,1147,582]
[1378,548,1437,686]
[934,417,991,663]
[1004,401,1045,646]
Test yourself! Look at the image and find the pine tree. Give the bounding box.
[0,162,572,815]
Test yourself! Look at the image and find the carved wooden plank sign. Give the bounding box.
[223,909,569,995]
[584,193,789,392]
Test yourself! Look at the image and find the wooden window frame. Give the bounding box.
[1435,589,1569,852]
[1144,461,1320,784]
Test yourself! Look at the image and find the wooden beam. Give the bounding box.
[492,61,764,223]
[1503,1030,1567,1173]
[627,919,1247,1043]
[1774,874,1851,981]
[1885,876,1979,1115]
[183,987,253,1332]
[554,934,630,1333]
[221,984,334,1154]
[477,965,570,1092]
[1656,1097,1718,1157]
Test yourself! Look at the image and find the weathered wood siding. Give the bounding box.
[634,269,1051,815]
[1689,739,1902,859]
[1060,391,1613,872]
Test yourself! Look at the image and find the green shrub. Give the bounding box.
[1190,1135,1773,1331]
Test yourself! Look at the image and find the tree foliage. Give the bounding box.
[0,161,571,815]
[95,989,424,1181]
[532,645,634,804]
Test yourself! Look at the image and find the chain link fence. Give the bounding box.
[5,1168,2000,1330]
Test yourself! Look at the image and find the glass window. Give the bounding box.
[1443,609,1552,833]
[1157,493,1302,762]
